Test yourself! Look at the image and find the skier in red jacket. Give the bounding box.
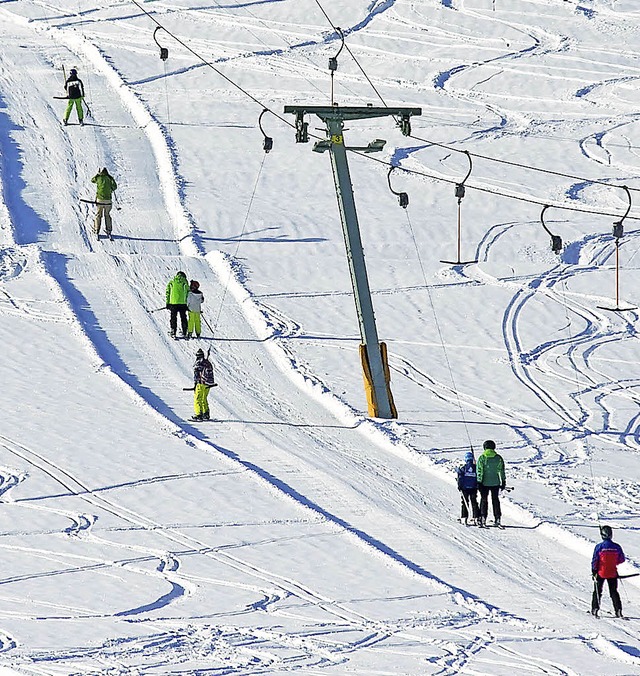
[591,525,625,618]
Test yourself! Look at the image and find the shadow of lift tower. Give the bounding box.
[284,105,422,419]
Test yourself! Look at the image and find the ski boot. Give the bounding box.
[615,609,624,618]
[190,414,203,422]
[591,608,599,617]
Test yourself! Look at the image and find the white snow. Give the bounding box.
[0,0,640,673]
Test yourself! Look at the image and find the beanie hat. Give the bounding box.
[483,440,496,450]
[600,525,612,540]
[70,68,77,76]
[195,348,204,358]
[177,271,186,278]
[464,451,474,462]
[190,280,200,291]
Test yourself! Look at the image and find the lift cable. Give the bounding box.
[131,0,296,131]
[348,148,640,223]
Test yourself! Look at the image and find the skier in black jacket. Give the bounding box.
[62,68,85,126]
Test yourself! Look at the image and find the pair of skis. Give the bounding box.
[458,518,504,529]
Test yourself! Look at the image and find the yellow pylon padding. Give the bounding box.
[359,342,397,418]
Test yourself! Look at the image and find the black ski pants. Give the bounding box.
[592,575,622,613]
[460,489,480,520]
[168,304,188,336]
[479,485,501,521]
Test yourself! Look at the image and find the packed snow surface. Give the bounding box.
[1,0,640,673]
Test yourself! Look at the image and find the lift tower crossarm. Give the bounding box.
[283,105,422,122]
[285,104,421,419]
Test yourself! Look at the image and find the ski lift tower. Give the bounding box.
[284,104,421,419]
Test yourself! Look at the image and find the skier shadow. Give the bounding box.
[197,226,327,244]
[0,96,51,243]
[42,251,187,424]
[210,418,359,430]
[110,234,176,243]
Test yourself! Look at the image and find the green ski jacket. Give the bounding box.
[91,170,117,201]
[476,448,506,487]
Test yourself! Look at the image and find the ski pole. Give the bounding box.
[460,491,472,522]
[114,191,121,211]
[593,574,602,612]
[83,98,92,119]
[202,314,215,337]
[147,306,167,313]
[183,386,195,391]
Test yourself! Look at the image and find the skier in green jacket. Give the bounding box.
[91,168,118,239]
[166,271,189,339]
[476,440,506,527]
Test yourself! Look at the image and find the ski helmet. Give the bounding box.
[600,525,612,540]
[464,451,474,462]
[190,280,200,290]
[483,439,496,450]
[177,271,186,278]
[195,348,204,359]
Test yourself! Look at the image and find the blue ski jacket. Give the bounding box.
[457,461,477,490]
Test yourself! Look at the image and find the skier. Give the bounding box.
[91,168,118,239]
[166,271,189,339]
[186,280,204,339]
[62,68,85,125]
[191,348,215,421]
[457,450,480,525]
[476,440,506,527]
[591,525,625,618]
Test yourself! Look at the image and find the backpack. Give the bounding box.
[200,359,215,387]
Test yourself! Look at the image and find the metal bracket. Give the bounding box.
[295,112,309,143]
[258,109,273,153]
[398,114,412,136]
[153,27,169,61]
[613,185,631,240]
[387,166,409,208]
[540,205,563,254]
[455,151,473,204]
[328,27,344,72]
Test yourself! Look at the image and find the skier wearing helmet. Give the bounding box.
[191,348,215,421]
[62,67,85,125]
[456,450,480,526]
[591,525,625,617]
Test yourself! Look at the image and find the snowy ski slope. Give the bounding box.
[1,0,640,673]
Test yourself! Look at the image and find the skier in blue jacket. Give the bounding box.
[457,451,480,526]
